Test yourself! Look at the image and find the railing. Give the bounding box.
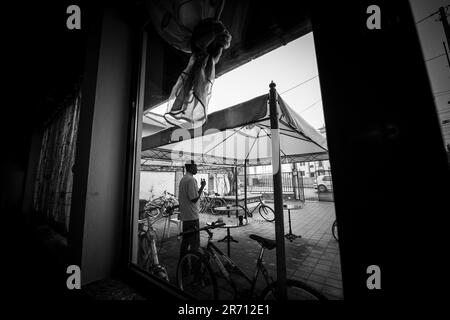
[237,172,335,202]
[239,173,305,200]
[239,173,292,193]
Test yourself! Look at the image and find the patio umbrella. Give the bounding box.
[142,93,328,166]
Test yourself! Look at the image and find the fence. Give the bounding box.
[239,171,335,202]
[242,173,293,193]
[144,169,335,203]
[238,172,304,201]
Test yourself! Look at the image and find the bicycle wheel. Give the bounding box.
[176,250,218,300]
[332,220,338,241]
[259,205,275,222]
[210,199,226,215]
[261,279,326,300]
[199,198,208,213]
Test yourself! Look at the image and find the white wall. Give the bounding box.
[139,172,175,200]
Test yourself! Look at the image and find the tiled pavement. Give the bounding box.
[149,201,343,300]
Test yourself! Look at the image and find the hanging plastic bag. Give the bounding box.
[145,0,231,128]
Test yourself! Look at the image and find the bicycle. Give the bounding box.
[137,203,179,282]
[332,220,338,241]
[235,196,275,222]
[199,191,226,214]
[143,191,179,220]
[176,222,326,300]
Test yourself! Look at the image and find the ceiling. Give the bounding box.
[140,0,313,111]
[8,1,87,129]
[10,0,313,126]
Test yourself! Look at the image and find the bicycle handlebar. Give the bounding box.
[165,204,179,216]
[179,221,226,237]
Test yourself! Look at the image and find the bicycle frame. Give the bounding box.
[147,226,160,265]
[138,214,170,282]
[203,230,275,299]
[236,198,267,218]
[200,193,226,214]
[245,199,264,215]
[179,224,326,300]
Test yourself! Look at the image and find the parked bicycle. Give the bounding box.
[144,190,179,220]
[176,221,326,300]
[235,196,275,222]
[137,202,179,282]
[199,191,226,214]
[332,220,338,241]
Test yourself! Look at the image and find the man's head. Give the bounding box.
[185,160,198,175]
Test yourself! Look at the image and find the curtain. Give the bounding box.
[145,0,231,128]
[33,90,81,233]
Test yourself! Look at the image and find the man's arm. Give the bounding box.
[191,178,206,203]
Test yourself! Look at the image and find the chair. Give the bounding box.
[163,206,183,239]
[164,214,182,239]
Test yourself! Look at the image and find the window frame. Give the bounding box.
[121,29,191,299]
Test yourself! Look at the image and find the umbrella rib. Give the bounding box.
[203,125,246,156]
[257,123,310,141]
[278,118,328,152]
[245,127,261,160]
[259,121,327,152]
[257,125,288,158]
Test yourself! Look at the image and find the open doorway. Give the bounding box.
[129,3,342,300]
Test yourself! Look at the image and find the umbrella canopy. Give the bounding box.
[142,94,328,166]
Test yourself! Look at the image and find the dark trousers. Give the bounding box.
[180,219,200,258]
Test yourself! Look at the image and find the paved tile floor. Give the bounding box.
[150,201,343,300]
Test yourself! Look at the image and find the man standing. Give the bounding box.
[179,160,206,257]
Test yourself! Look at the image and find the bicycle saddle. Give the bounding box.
[249,234,276,250]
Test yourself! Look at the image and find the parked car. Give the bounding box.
[314,175,333,192]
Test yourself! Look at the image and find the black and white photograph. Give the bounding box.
[2,0,450,312]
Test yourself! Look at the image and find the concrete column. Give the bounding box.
[69,6,134,285]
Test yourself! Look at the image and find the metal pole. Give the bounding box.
[314,160,318,201]
[443,41,450,71]
[438,7,450,48]
[235,166,238,215]
[244,159,248,219]
[438,7,450,74]
[269,81,287,300]
[299,170,305,201]
[234,131,239,212]
[292,162,299,200]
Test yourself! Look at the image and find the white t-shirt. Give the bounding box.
[178,173,200,221]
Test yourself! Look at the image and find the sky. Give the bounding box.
[151,1,450,143]
[207,32,323,129]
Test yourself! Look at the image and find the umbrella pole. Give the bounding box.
[269,81,287,300]
[234,166,238,217]
[244,159,248,219]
